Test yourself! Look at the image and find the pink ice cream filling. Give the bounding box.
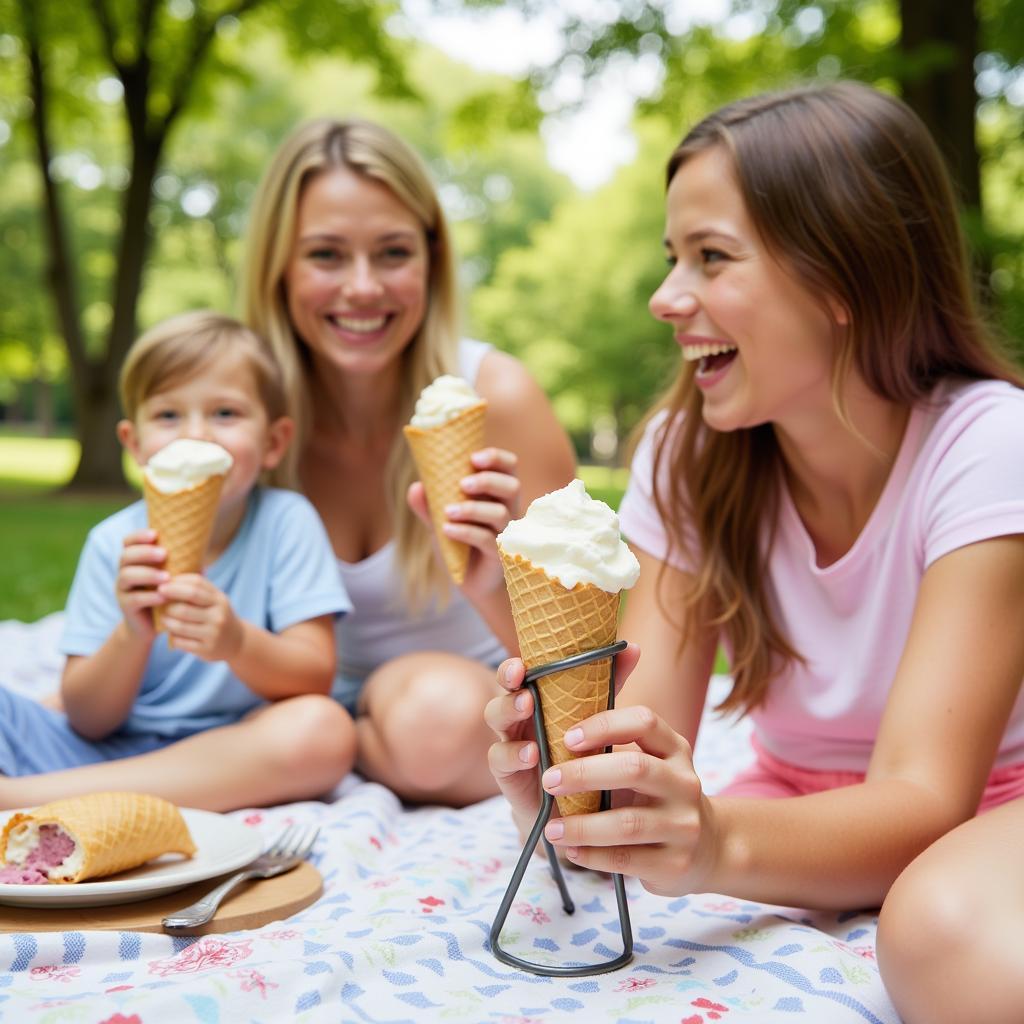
[0,824,76,885]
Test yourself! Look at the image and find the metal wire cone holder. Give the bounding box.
[489,638,633,977]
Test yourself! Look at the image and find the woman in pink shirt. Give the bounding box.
[486,82,1024,1024]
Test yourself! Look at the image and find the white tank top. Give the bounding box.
[334,339,508,681]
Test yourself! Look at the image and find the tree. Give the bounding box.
[4,0,413,490]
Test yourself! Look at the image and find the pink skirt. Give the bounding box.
[721,736,1024,813]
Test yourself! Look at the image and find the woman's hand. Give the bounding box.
[537,705,718,897]
[408,445,521,600]
[484,643,641,841]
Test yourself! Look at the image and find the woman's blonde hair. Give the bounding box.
[644,81,1024,715]
[120,309,287,422]
[239,118,461,605]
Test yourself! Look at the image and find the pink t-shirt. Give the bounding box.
[618,379,1024,772]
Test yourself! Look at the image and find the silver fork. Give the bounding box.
[162,825,319,933]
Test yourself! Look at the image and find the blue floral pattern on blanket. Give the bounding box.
[0,788,897,1023]
[0,618,899,1023]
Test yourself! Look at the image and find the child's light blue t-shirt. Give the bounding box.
[60,486,351,739]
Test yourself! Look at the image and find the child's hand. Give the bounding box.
[157,574,244,662]
[116,528,169,639]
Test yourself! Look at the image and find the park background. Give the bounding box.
[1,0,1022,623]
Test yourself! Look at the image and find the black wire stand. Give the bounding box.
[489,639,634,977]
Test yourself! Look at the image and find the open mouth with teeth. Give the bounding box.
[683,342,738,377]
[327,314,391,334]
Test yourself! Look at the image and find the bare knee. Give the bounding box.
[379,671,488,791]
[258,695,357,794]
[878,849,995,1024]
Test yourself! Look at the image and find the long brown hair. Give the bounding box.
[239,118,461,605]
[645,81,1024,714]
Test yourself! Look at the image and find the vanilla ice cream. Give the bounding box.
[497,479,640,593]
[144,439,233,493]
[409,375,484,428]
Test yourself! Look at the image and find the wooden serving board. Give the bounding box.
[0,861,322,934]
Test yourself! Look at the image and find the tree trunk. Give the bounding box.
[65,364,129,493]
[899,0,980,211]
[66,131,164,491]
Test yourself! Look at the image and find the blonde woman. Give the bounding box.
[241,119,575,807]
[486,82,1024,1022]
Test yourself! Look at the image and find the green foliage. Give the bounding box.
[470,118,682,452]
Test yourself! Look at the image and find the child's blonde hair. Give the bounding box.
[119,310,287,422]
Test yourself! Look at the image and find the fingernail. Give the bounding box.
[444,504,461,516]
[503,664,517,685]
[542,768,562,790]
[565,847,580,860]
[514,692,529,712]
[545,821,564,841]
[459,475,476,490]
[518,743,534,764]
[564,727,583,748]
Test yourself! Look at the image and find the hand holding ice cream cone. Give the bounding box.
[496,479,640,816]
[142,439,233,632]
[404,375,488,584]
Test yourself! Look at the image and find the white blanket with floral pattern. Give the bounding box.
[0,614,898,1023]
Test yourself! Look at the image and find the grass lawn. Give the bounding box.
[0,436,138,619]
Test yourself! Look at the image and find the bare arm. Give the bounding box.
[158,574,336,700]
[61,527,166,739]
[222,616,336,700]
[61,628,153,739]
[545,535,1024,909]
[616,545,717,745]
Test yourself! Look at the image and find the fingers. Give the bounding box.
[469,447,518,474]
[158,574,215,608]
[541,746,697,806]
[487,734,538,781]
[484,681,533,738]
[556,704,691,760]
[495,658,527,694]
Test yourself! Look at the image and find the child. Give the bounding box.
[485,82,1024,1024]
[0,310,355,812]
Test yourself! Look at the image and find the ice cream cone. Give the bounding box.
[143,472,225,631]
[404,401,487,584]
[500,550,620,816]
[0,792,196,884]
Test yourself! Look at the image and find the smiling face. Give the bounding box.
[283,167,430,381]
[118,351,292,514]
[650,145,844,437]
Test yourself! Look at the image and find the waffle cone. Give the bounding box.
[0,792,196,884]
[403,401,487,584]
[143,472,225,631]
[499,550,620,816]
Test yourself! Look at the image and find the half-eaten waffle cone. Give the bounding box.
[500,550,620,816]
[143,473,225,631]
[403,401,487,584]
[0,792,196,884]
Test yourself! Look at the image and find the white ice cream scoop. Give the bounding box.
[497,478,640,593]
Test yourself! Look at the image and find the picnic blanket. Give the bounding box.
[0,614,899,1023]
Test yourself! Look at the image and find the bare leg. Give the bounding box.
[355,651,501,807]
[0,695,356,812]
[877,795,1024,1024]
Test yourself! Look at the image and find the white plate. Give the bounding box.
[0,808,263,908]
